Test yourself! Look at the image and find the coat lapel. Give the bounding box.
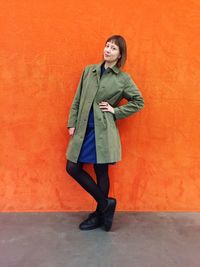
[92,61,103,85]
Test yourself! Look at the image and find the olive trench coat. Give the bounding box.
[66,61,144,163]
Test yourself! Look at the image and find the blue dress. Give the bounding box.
[77,63,116,164]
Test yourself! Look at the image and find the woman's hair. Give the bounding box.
[105,35,127,68]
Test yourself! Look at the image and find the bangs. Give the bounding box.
[106,38,119,47]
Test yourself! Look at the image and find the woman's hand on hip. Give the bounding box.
[68,127,75,136]
[99,101,115,114]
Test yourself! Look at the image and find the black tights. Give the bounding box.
[66,160,110,212]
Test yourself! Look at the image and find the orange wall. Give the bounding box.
[1,0,199,211]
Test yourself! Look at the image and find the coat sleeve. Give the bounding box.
[113,74,144,120]
[67,68,85,128]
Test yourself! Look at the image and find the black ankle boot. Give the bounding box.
[101,197,117,232]
[79,211,103,230]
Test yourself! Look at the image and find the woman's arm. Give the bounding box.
[113,75,144,120]
[67,69,85,128]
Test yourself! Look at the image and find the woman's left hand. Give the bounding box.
[99,101,115,114]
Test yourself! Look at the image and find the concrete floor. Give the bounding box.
[0,212,200,267]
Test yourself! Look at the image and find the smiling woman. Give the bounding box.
[66,35,144,232]
[104,41,121,66]
[104,36,127,68]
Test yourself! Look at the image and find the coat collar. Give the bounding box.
[92,61,120,74]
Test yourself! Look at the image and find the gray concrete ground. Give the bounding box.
[0,212,200,267]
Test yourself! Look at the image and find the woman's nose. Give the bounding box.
[105,47,111,53]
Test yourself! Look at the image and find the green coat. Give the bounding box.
[66,61,144,163]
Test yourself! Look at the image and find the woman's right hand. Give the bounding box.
[68,127,75,136]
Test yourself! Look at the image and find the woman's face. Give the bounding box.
[103,41,121,65]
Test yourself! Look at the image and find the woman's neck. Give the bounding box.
[104,61,117,69]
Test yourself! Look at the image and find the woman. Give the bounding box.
[66,35,144,231]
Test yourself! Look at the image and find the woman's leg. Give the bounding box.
[66,160,108,211]
[93,164,110,212]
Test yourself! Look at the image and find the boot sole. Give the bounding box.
[79,223,102,231]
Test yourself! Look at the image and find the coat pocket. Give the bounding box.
[103,111,116,129]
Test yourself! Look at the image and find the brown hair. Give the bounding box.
[105,35,127,68]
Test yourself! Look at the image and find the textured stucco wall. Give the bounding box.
[0,0,199,211]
